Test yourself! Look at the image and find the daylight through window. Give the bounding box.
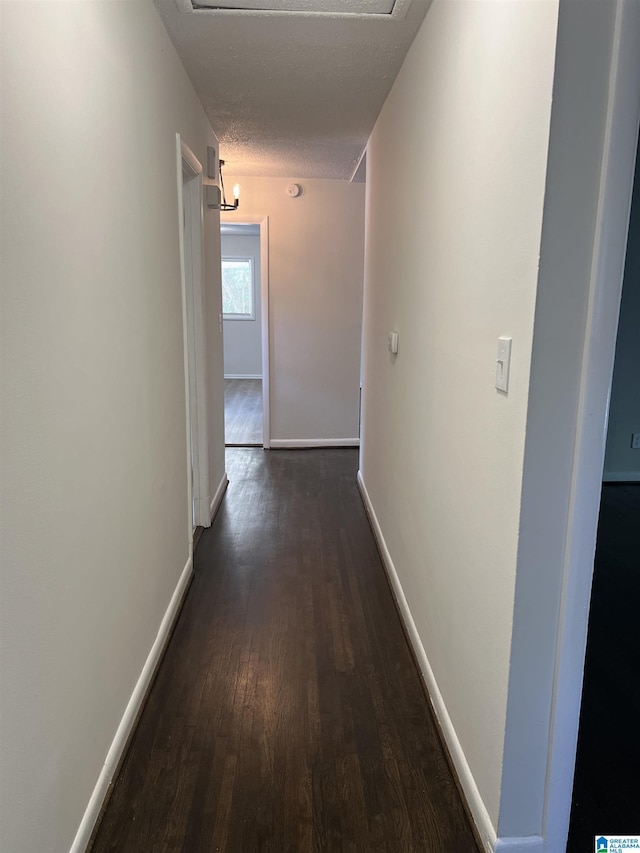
[222,258,254,319]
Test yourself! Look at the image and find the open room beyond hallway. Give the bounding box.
[225,378,263,446]
[90,449,480,852]
[567,483,640,850]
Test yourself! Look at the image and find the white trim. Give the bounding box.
[494,838,543,853]
[221,214,271,449]
[209,472,229,522]
[224,373,262,380]
[356,470,496,853]
[180,141,202,177]
[177,135,211,532]
[194,495,211,525]
[69,556,194,853]
[602,471,640,482]
[177,137,194,540]
[542,2,640,850]
[270,438,360,449]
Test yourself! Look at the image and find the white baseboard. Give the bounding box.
[356,470,497,853]
[602,471,640,482]
[69,556,194,853]
[270,438,360,449]
[494,837,543,853]
[195,495,211,527]
[224,373,262,380]
[210,472,229,522]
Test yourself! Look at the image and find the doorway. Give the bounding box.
[567,138,640,852]
[220,217,270,448]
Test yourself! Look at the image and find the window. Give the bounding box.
[222,258,254,319]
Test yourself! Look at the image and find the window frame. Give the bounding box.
[221,256,256,321]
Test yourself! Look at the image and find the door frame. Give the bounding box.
[542,3,640,849]
[176,135,211,537]
[220,213,271,448]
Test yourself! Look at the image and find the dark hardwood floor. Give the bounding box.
[91,448,479,853]
[568,483,640,850]
[225,379,262,446]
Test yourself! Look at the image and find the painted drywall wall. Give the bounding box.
[224,178,365,443]
[0,2,225,851]
[359,0,558,836]
[222,233,262,377]
[604,148,640,481]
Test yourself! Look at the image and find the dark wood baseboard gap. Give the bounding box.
[357,480,485,853]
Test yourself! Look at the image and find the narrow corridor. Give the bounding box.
[91,449,479,852]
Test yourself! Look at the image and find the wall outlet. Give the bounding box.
[631,433,640,449]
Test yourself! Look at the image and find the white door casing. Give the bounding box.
[177,135,211,534]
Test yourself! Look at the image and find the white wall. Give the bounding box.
[604,148,640,481]
[225,177,365,444]
[0,2,225,851]
[222,233,262,377]
[359,0,558,841]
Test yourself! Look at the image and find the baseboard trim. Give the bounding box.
[602,471,640,482]
[270,438,360,449]
[224,373,262,380]
[195,495,211,527]
[356,470,497,853]
[494,837,543,853]
[210,473,229,522]
[70,556,194,853]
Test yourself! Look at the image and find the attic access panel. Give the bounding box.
[191,0,403,15]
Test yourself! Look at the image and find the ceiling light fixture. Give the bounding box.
[205,152,240,211]
[219,159,240,211]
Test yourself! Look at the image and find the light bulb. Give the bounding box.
[233,183,241,200]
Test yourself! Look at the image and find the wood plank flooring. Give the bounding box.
[225,379,262,446]
[91,449,480,853]
[567,483,640,850]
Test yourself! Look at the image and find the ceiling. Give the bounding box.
[154,0,431,179]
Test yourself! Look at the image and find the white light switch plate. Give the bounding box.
[496,337,512,393]
[388,331,399,355]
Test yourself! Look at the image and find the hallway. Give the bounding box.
[91,449,479,852]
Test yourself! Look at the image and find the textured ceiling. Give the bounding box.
[154,0,431,179]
